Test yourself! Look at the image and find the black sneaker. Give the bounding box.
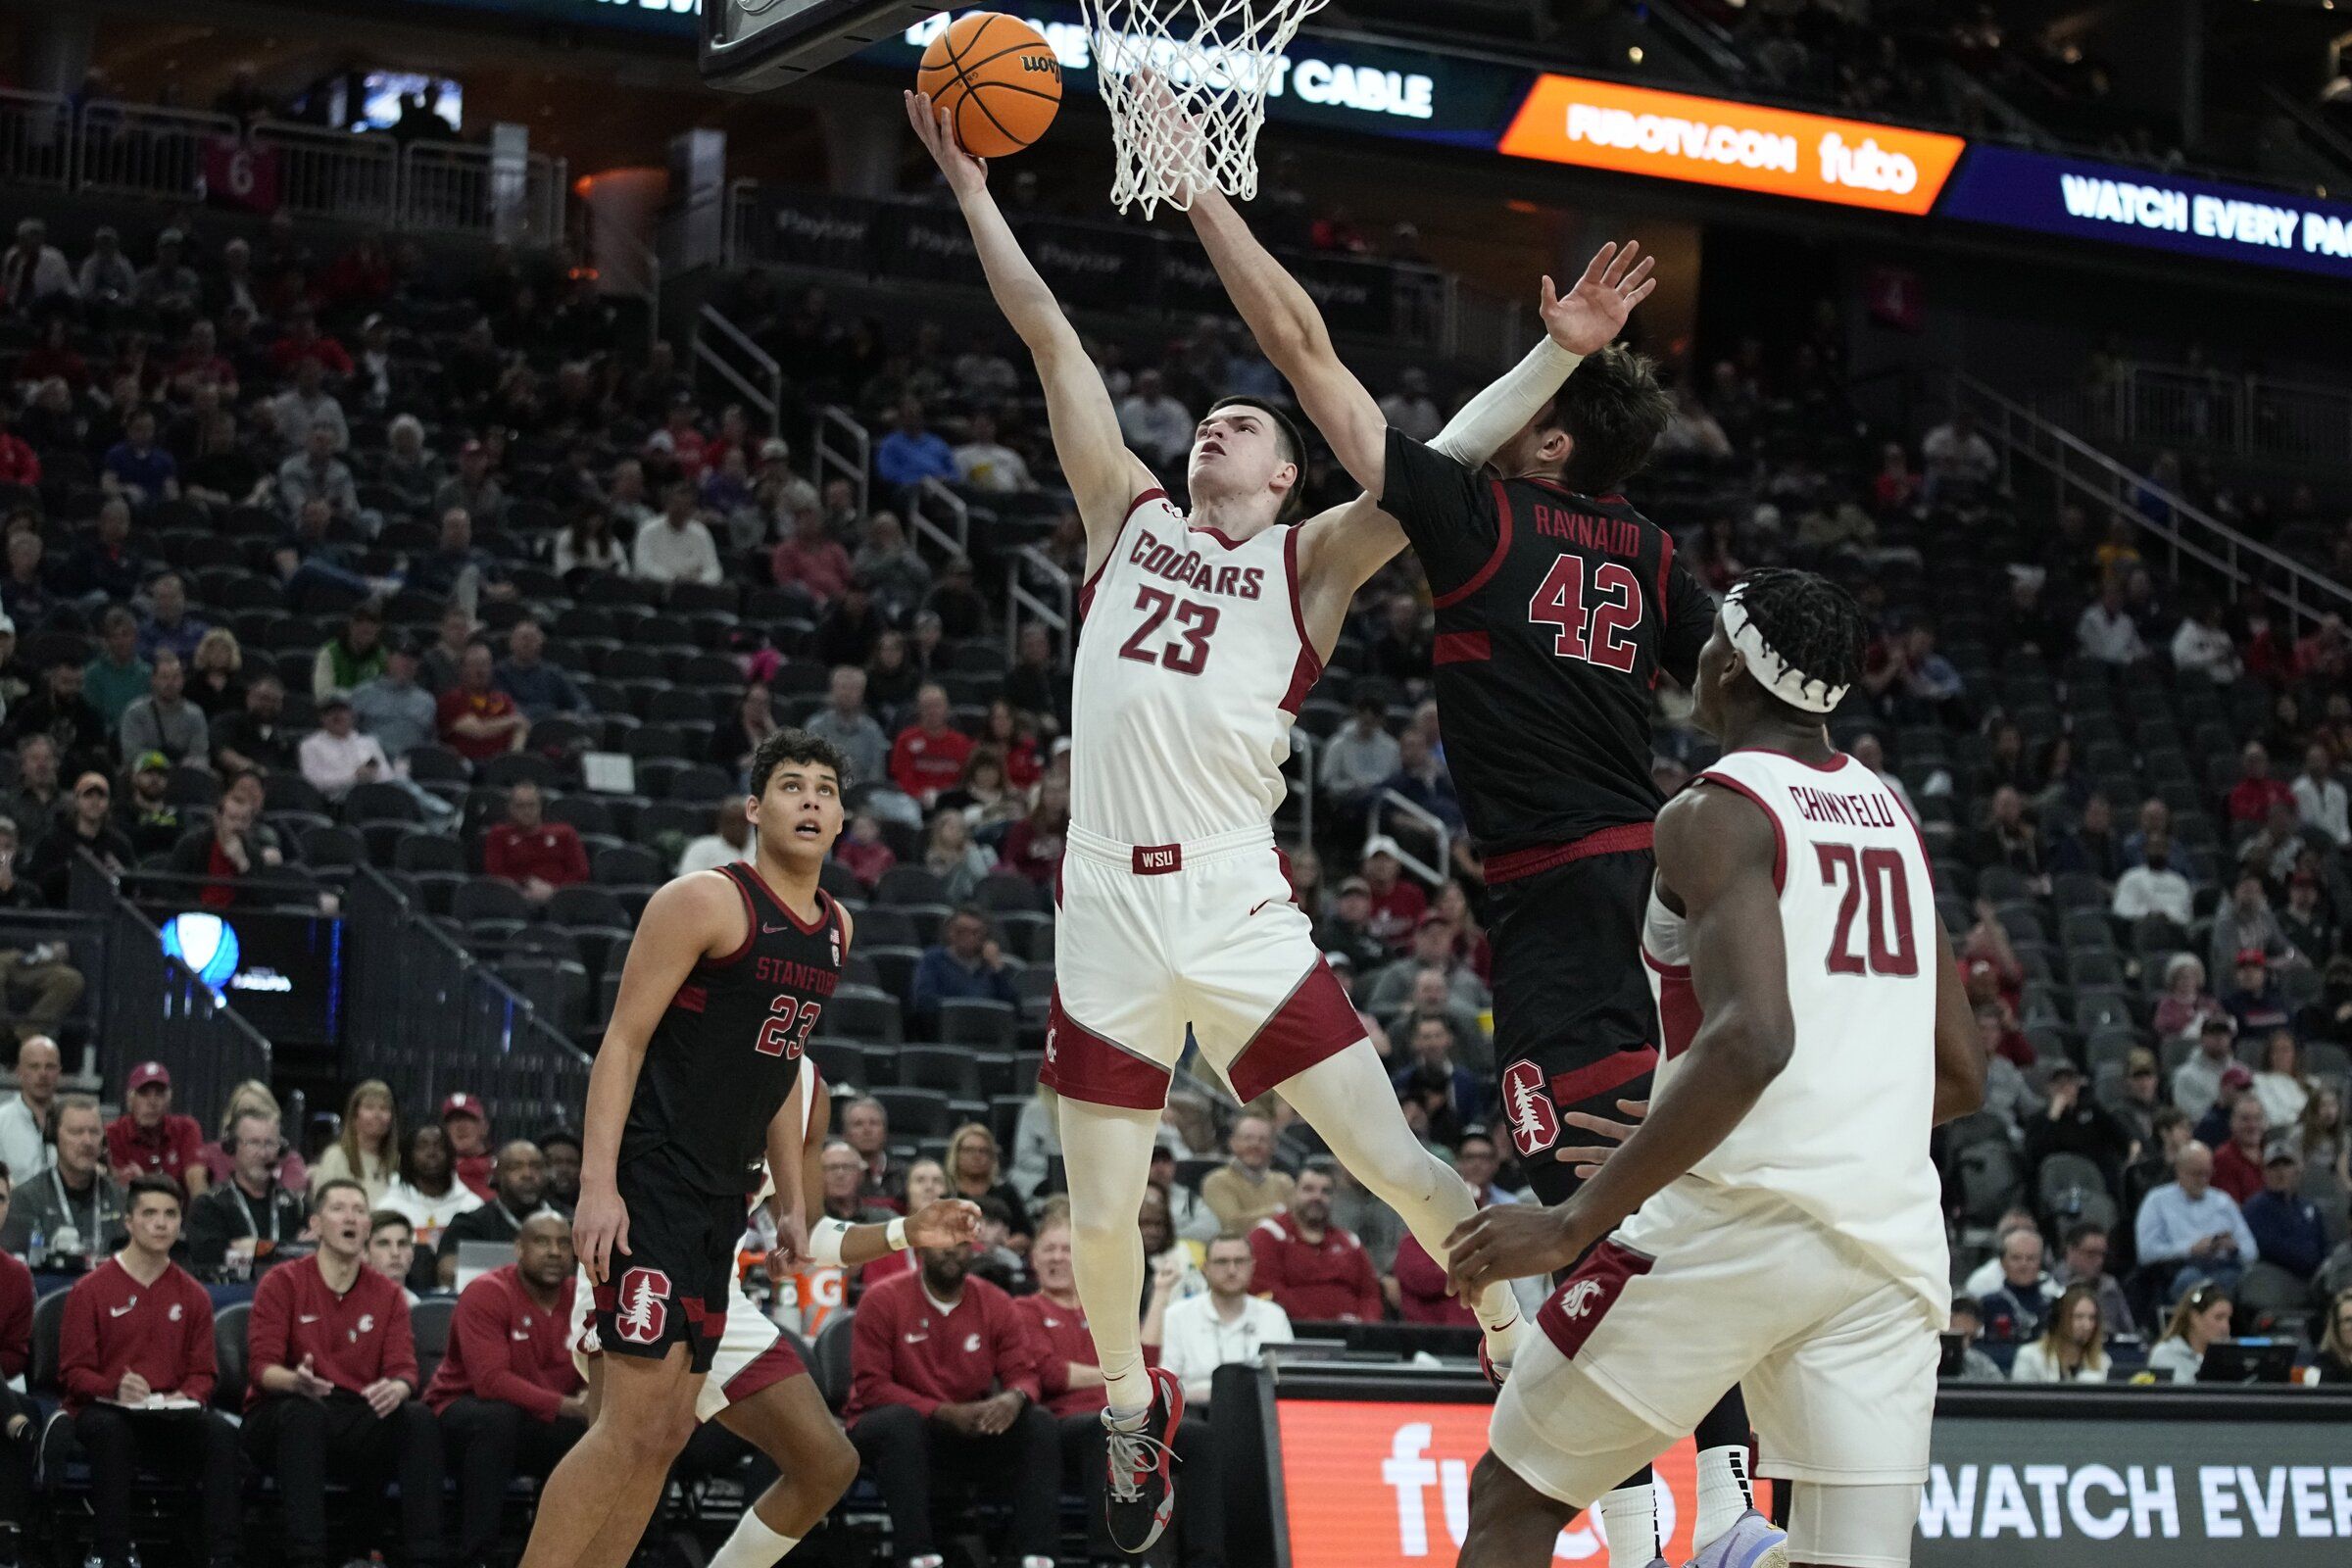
[1102,1364,1184,1554]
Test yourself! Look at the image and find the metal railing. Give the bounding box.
[0,87,72,189]
[343,868,592,1137]
[0,90,566,239]
[1006,543,1072,662]
[67,854,272,1119]
[2041,362,2352,472]
[813,405,871,521]
[1369,788,1454,888]
[694,302,781,434]
[906,476,971,564]
[1955,371,2352,636]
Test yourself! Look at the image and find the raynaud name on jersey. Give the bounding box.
[1786,781,1899,830]
[1531,503,1642,556]
[1128,527,1270,600]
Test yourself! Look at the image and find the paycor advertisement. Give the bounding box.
[1271,1396,2352,1564]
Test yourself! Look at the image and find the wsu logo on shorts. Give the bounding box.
[1501,1060,1560,1157]
[1558,1279,1605,1319]
[614,1267,673,1346]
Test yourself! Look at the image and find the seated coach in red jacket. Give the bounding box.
[0,1161,30,1553]
[848,1240,1059,1568]
[1248,1161,1383,1323]
[60,1175,240,1568]
[427,1211,587,1566]
[245,1177,445,1568]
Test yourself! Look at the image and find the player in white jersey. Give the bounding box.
[1445,571,1987,1568]
[906,90,1660,1553]
[566,1056,978,1568]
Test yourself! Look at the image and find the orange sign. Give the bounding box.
[1498,76,1963,216]
[1276,1397,1771,1565]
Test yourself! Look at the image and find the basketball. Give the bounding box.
[916,12,1062,159]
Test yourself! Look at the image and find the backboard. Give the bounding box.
[702,0,946,93]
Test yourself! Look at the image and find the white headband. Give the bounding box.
[1721,587,1848,714]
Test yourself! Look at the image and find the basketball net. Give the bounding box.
[1079,0,1330,216]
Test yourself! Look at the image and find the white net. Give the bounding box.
[1079,0,1330,217]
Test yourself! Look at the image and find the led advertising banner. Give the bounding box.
[1936,145,2352,282]
[1497,74,1964,216]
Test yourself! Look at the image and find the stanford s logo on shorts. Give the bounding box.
[615,1266,673,1345]
[1502,1059,1560,1157]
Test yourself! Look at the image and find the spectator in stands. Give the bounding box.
[2173,1016,2239,1120]
[2153,955,2226,1045]
[952,411,1034,494]
[406,507,514,606]
[1367,913,1487,1018]
[1159,1231,1294,1409]
[493,618,588,721]
[438,643,528,761]
[2112,1047,2165,1151]
[0,1035,62,1181]
[0,545,54,647]
[169,777,286,908]
[2075,579,2147,666]
[2111,831,2192,930]
[1977,1227,2059,1345]
[430,440,508,530]
[184,628,243,719]
[2280,873,2335,966]
[349,634,434,760]
[803,666,890,790]
[1973,787,2045,886]
[1249,1161,1380,1323]
[2311,1291,2352,1384]
[1312,876,1389,974]
[2223,949,2294,1038]
[997,774,1067,884]
[1319,692,1400,821]
[27,771,132,904]
[376,415,446,515]
[297,692,390,801]
[270,355,348,453]
[920,808,996,902]
[2146,1283,2232,1383]
[0,894,77,1027]
[9,658,110,778]
[770,509,855,605]
[210,672,293,776]
[0,737,59,858]
[678,798,756,875]
[64,500,146,608]
[706,684,780,779]
[840,1096,900,1208]
[185,1104,308,1277]
[2244,1145,2327,1286]
[2171,599,2240,684]
[2023,1060,2131,1198]
[0,218,72,312]
[1919,409,1996,505]
[75,224,136,307]
[551,505,623,579]
[275,422,359,525]
[1940,1298,2003,1384]
[314,1080,402,1207]
[81,610,150,733]
[99,407,178,510]
[2009,1283,2110,1384]
[426,1212,587,1566]
[1115,369,1193,471]
[2139,1137,2259,1300]
[61,1174,240,1568]
[445,1094,493,1189]
[245,1177,443,1568]
[2228,746,2297,834]
[104,1060,207,1197]
[909,906,1019,1028]
[310,607,388,704]
[1200,1114,1294,1234]
[482,782,589,905]
[436,1139,559,1287]
[630,481,722,585]
[117,649,207,770]
[944,1122,1031,1247]
[2,1094,125,1262]
[846,1238,1058,1568]
[890,683,972,807]
[419,604,476,694]
[536,1127,580,1213]
[2292,743,2349,846]
[848,514,930,622]
[834,809,897,889]
[380,1124,482,1284]
[1390,1013,1486,1133]
[2210,1092,2271,1202]
[2214,870,2297,975]
[2251,1030,2312,1130]
[818,1139,892,1235]
[134,572,207,665]
[874,399,958,494]
[0,409,35,493]
[2049,1222,2134,1337]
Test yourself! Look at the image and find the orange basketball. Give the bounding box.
[917,12,1062,159]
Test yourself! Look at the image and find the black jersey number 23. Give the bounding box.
[757,997,822,1059]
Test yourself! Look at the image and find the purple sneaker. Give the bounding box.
[1681,1509,1788,1568]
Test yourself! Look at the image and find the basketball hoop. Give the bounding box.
[1079,0,1330,216]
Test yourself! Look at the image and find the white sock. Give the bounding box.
[708,1511,800,1568]
[1273,1044,1524,1358]
[1594,1483,1659,1563]
[1694,1444,1757,1549]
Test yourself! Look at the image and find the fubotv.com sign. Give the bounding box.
[1938,146,2352,281]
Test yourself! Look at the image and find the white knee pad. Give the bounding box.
[1786,1481,1923,1568]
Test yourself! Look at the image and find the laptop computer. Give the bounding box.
[2197,1338,2298,1385]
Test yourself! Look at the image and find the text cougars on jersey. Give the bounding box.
[1787,783,1898,830]
[1129,528,1268,599]
[757,956,839,994]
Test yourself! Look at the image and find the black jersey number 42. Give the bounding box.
[1528,557,1643,674]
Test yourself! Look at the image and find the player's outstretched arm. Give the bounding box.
[573,871,738,1284]
[1444,784,1793,1295]
[905,92,1147,543]
[1185,184,1387,495]
[1929,918,1987,1125]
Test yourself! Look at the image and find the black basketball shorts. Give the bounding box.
[591,1147,741,1374]
[1486,842,1661,1208]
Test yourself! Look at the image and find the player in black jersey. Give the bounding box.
[1185,190,1770,1564]
[519,729,868,1568]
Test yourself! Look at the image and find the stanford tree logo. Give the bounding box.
[614,1267,672,1346]
[1501,1060,1559,1157]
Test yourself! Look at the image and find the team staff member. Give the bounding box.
[848,1240,1060,1568]
[1248,1161,1383,1323]
[435,1138,561,1286]
[184,1105,307,1276]
[103,1061,210,1197]
[60,1176,239,1568]
[0,1165,37,1556]
[1,1095,127,1262]
[427,1213,588,1567]
[245,1178,445,1568]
